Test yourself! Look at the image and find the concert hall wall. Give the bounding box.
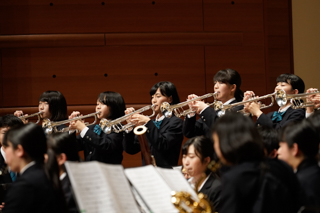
[0,0,294,167]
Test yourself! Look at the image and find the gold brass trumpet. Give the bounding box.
[276,89,320,109]
[215,92,276,116]
[160,93,217,118]
[42,111,100,135]
[19,111,43,124]
[99,105,155,134]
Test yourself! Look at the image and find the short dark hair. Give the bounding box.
[0,114,24,129]
[47,133,80,162]
[182,136,214,163]
[97,91,126,120]
[149,81,180,105]
[276,74,305,94]
[280,119,319,159]
[213,68,243,101]
[212,112,264,164]
[39,91,68,121]
[257,126,279,156]
[3,123,47,163]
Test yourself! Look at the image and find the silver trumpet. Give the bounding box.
[276,89,320,109]
[19,111,43,124]
[160,93,217,118]
[42,111,100,135]
[99,105,155,134]
[215,92,276,116]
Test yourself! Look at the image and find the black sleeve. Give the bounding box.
[256,113,273,128]
[122,131,141,155]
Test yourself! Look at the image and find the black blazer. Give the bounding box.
[183,99,242,140]
[256,107,305,129]
[77,124,123,164]
[296,159,320,212]
[199,173,221,212]
[61,174,79,213]
[123,115,183,168]
[3,163,63,213]
[0,153,12,184]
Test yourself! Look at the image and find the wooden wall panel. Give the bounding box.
[1,46,206,107]
[0,50,2,107]
[0,0,203,35]
[204,0,264,32]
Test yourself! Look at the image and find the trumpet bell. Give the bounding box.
[160,102,172,118]
[275,89,287,107]
[99,118,112,134]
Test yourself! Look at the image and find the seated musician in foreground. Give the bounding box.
[69,91,126,164]
[182,136,221,211]
[212,112,304,213]
[183,68,243,140]
[123,81,183,168]
[244,73,305,129]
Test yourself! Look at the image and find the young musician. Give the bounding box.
[182,136,221,211]
[212,113,303,213]
[14,90,68,132]
[183,68,243,140]
[47,133,80,213]
[2,123,67,213]
[69,91,125,164]
[0,115,24,203]
[278,119,320,212]
[244,73,305,129]
[123,81,183,168]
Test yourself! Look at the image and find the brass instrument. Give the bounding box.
[99,105,155,134]
[42,111,100,135]
[276,89,320,109]
[215,92,276,116]
[18,111,43,124]
[161,93,217,118]
[171,161,220,213]
[133,125,156,166]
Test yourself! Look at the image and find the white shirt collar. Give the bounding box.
[60,172,67,181]
[223,97,236,105]
[279,104,291,113]
[155,114,165,122]
[20,161,36,175]
[188,173,211,192]
[1,147,6,162]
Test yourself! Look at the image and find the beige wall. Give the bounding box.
[292,0,320,90]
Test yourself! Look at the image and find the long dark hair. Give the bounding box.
[39,91,68,121]
[276,74,305,94]
[213,68,243,101]
[3,123,67,212]
[212,112,264,165]
[149,81,180,105]
[97,91,126,120]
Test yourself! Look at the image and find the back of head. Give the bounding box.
[48,133,80,162]
[149,81,180,105]
[280,119,319,159]
[257,126,279,157]
[276,74,305,93]
[39,91,68,121]
[0,114,24,129]
[213,68,243,101]
[97,91,126,120]
[212,112,264,165]
[3,123,47,164]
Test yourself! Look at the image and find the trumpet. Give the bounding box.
[160,93,217,118]
[215,92,276,116]
[276,89,320,109]
[99,105,155,134]
[42,111,100,135]
[18,111,43,124]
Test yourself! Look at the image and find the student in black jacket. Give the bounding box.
[123,81,183,168]
[182,136,221,211]
[183,68,243,140]
[278,119,320,212]
[244,73,305,130]
[2,123,67,213]
[69,91,126,164]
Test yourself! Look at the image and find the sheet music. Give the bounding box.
[65,161,140,213]
[124,165,178,213]
[156,167,199,201]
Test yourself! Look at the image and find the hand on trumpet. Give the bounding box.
[14,110,29,124]
[187,94,208,115]
[306,88,320,113]
[243,91,263,118]
[68,111,86,132]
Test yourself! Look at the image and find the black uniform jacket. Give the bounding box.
[77,124,123,164]
[198,173,221,212]
[123,115,183,168]
[3,163,63,213]
[256,107,305,129]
